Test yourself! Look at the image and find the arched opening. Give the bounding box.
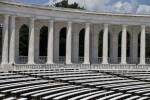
[79,28,85,57]
[0,24,2,56]
[59,27,66,57]
[118,31,130,62]
[19,24,29,56]
[39,26,48,56]
[98,30,110,62]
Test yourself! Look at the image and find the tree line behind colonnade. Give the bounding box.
[0,0,150,59]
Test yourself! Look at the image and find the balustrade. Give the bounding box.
[18,56,28,64]
[15,57,150,64]
[78,57,84,62]
[59,56,66,62]
[5,63,150,71]
[39,56,47,63]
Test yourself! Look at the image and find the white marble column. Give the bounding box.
[121,25,127,64]
[84,23,90,64]
[47,20,54,64]
[28,18,35,64]
[9,16,16,64]
[102,24,109,64]
[140,25,146,64]
[66,22,72,64]
[1,15,9,65]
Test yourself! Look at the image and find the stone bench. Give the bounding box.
[80,91,114,100]
[83,80,138,87]
[71,77,126,84]
[42,88,89,100]
[109,94,131,100]
[97,93,123,100]
[0,77,40,85]
[21,85,80,98]
[97,82,149,89]
[68,90,106,100]
[4,97,16,100]
[58,75,112,81]
[136,97,149,100]
[53,88,97,100]
[125,96,141,100]
[31,86,83,100]
[0,94,5,100]
[11,83,68,96]
[112,84,150,92]
[0,80,50,91]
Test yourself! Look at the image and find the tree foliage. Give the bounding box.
[54,0,85,9]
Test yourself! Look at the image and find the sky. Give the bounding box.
[10,0,150,14]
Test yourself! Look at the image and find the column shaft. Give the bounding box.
[66,22,72,64]
[102,24,108,64]
[2,15,9,65]
[28,18,35,64]
[121,25,127,64]
[84,23,90,64]
[9,16,16,64]
[47,20,54,64]
[140,25,146,64]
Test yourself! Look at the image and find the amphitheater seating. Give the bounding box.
[0,69,150,100]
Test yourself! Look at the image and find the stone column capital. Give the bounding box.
[10,16,16,18]
[67,21,72,24]
[122,25,127,27]
[49,19,54,23]
[30,18,35,21]
[141,25,146,29]
[85,23,90,26]
[104,24,109,26]
[3,15,9,18]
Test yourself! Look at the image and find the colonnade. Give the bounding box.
[0,15,147,65]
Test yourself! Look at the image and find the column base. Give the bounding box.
[83,62,90,64]
[46,62,54,64]
[66,62,72,65]
[9,62,15,64]
[139,62,146,65]
[1,62,9,69]
[1,62,8,65]
[27,61,35,64]
[120,62,127,64]
[102,62,108,64]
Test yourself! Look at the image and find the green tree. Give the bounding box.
[54,0,85,9]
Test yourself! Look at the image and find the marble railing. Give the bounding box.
[146,58,150,64]
[78,57,84,62]
[18,56,28,64]
[17,56,150,64]
[59,56,66,62]
[39,56,47,63]
[4,63,150,71]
